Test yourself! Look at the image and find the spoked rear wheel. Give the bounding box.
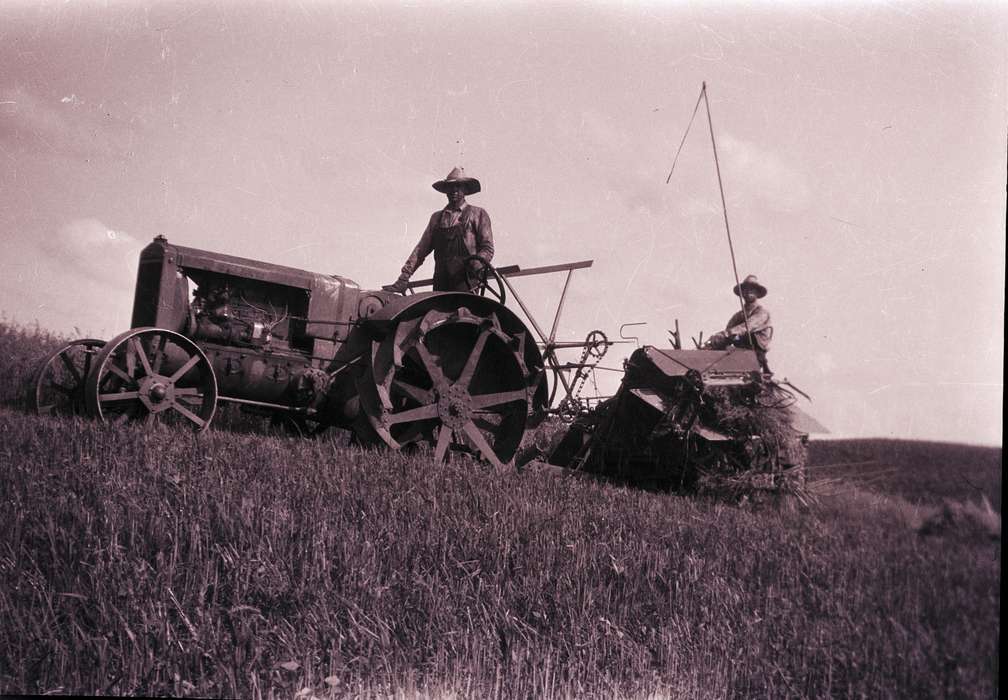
[359,306,531,470]
[85,328,217,432]
[30,339,106,416]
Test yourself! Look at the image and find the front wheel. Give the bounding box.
[29,338,105,416]
[85,328,218,432]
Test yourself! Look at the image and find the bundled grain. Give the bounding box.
[695,383,811,503]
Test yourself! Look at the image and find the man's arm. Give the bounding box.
[725,306,770,336]
[473,208,493,263]
[399,215,437,278]
[383,214,436,293]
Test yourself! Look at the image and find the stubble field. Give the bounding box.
[0,322,1000,698]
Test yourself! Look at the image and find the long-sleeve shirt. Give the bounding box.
[399,203,494,278]
[725,303,772,351]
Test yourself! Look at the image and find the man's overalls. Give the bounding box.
[431,210,478,293]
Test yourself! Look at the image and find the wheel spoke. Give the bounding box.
[99,391,141,402]
[470,388,527,410]
[128,338,154,377]
[123,348,137,380]
[150,334,168,374]
[169,354,202,382]
[433,425,451,463]
[391,378,433,405]
[37,403,56,415]
[413,341,448,389]
[106,362,136,386]
[473,412,502,426]
[511,331,526,360]
[58,351,82,383]
[170,401,207,428]
[456,329,490,389]
[176,395,204,407]
[461,420,505,471]
[386,403,439,425]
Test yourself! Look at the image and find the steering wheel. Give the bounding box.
[465,255,506,305]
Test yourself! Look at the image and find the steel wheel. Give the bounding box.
[30,339,105,416]
[85,328,217,431]
[360,306,531,470]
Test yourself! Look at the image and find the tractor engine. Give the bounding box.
[129,235,364,414]
[188,280,295,348]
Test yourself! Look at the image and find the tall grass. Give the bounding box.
[0,320,68,409]
[0,409,999,698]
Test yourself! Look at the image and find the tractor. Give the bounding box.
[29,235,567,469]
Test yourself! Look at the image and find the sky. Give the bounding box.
[1,1,1004,446]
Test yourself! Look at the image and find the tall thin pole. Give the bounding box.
[666,89,705,184]
[700,82,751,339]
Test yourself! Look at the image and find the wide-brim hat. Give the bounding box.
[733,274,767,298]
[432,166,481,195]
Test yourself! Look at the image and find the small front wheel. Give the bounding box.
[85,328,218,432]
[30,338,106,416]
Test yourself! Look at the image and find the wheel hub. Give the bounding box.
[437,384,472,429]
[138,375,174,413]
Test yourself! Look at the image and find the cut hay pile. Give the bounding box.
[917,496,1001,540]
[695,383,812,504]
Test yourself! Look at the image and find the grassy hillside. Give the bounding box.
[809,438,1002,510]
[0,321,1001,698]
[0,408,999,698]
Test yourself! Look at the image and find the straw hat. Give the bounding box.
[733,274,767,298]
[432,166,481,195]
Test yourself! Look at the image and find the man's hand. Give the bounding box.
[704,331,730,350]
[466,256,489,273]
[381,278,409,295]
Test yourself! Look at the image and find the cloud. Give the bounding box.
[39,218,142,289]
[0,219,142,337]
[718,134,811,212]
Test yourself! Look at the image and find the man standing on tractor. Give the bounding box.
[382,167,494,294]
[705,274,773,374]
